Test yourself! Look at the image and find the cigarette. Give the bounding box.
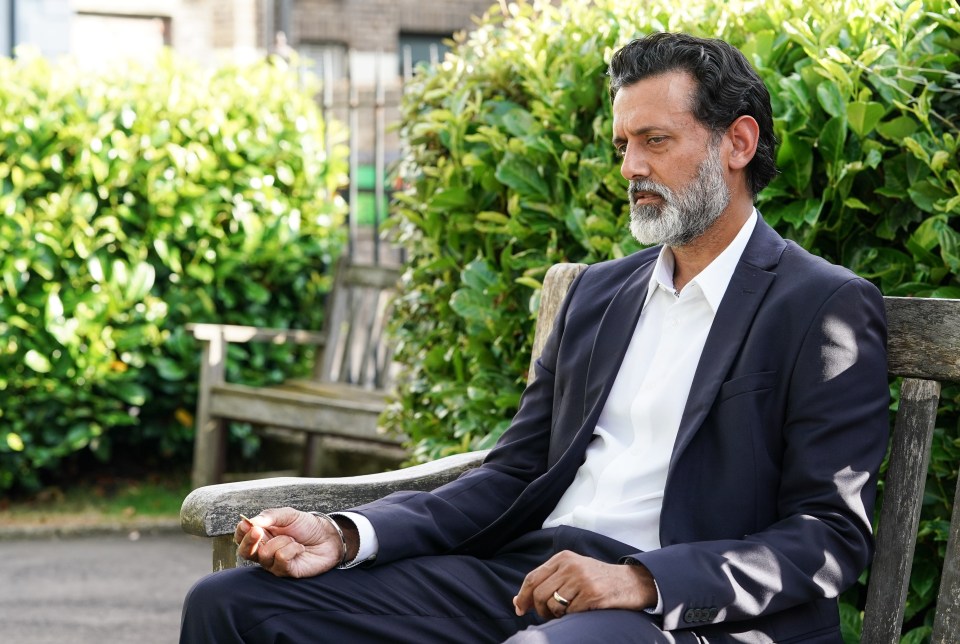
[239,513,255,526]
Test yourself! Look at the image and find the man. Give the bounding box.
[181,32,889,643]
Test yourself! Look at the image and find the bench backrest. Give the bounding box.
[864,296,960,643]
[313,257,401,389]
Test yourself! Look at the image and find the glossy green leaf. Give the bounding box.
[847,101,885,138]
[777,135,814,190]
[495,152,550,200]
[816,81,845,118]
[113,381,148,406]
[818,116,847,167]
[876,116,918,140]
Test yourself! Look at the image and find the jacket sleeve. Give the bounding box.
[626,277,890,631]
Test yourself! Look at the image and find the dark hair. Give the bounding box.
[608,32,778,197]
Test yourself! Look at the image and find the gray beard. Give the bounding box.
[628,145,731,247]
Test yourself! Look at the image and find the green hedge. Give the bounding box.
[386,0,959,640]
[0,51,348,490]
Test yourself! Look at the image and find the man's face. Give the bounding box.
[612,72,731,247]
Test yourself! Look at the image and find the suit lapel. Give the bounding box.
[582,261,656,423]
[667,218,786,472]
[546,258,655,466]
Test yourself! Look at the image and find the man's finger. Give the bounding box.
[237,524,269,561]
[531,573,568,619]
[271,539,308,575]
[513,556,561,615]
[548,588,571,618]
[255,534,298,571]
[234,519,250,546]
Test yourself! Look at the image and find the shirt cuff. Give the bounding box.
[646,577,664,614]
[332,511,379,567]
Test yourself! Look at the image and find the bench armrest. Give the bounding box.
[180,450,488,538]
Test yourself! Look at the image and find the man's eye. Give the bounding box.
[647,136,666,145]
[614,145,626,158]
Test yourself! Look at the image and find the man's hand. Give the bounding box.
[235,507,346,578]
[513,550,658,619]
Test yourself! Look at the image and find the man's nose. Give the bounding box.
[620,147,651,181]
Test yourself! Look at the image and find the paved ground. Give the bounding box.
[0,528,211,644]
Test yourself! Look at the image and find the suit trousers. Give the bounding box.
[180,526,700,643]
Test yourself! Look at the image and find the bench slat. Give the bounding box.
[187,323,327,345]
[931,471,960,643]
[528,263,587,379]
[885,297,960,381]
[208,383,391,441]
[861,378,941,644]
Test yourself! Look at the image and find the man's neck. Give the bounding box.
[670,199,754,293]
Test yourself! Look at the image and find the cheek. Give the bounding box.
[652,150,698,182]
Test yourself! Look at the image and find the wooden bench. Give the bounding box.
[180,262,960,643]
[187,258,404,489]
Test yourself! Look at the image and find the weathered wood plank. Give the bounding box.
[187,323,327,346]
[862,378,941,644]
[529,263,587,380]
[181,450,488,538]
[932,472,960,643]
[191,330,227,489]
[281,379,388,404]
[208,383,392,442]
[885,296,960,381]
[341,262,401,290]
[212,535,238,571]
[317,258,399,387]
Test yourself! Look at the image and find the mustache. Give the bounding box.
[629,179,670,200]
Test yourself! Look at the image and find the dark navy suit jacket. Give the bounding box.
[356,217,890,642]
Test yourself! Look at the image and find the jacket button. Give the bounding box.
[684,609,696,623]
[708,607,718,620]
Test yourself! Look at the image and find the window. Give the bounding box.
[298,40,348,83]
[398,32,450,78]
[71,13,170,69]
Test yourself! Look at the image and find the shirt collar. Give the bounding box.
[645,209,759,313]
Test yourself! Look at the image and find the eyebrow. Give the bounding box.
[611,126,671,145]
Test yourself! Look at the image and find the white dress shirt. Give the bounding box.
[340,210,758,569]
[542,211,758,552]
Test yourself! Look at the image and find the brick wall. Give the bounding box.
[292,0,495,52]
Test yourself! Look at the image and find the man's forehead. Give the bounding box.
[613,71,696,113]
[612,72,698,132]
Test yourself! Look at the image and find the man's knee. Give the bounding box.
[183,570,232,616]
[180,570,247,643]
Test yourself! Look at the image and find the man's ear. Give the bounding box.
[726,115,759,171]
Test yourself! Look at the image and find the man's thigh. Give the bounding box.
[505,609,701,644]
[181,551,543,643]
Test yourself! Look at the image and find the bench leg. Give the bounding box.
[303,434,328,477]
[192,333,227,489]
[192,416,227,489]
[212,535,238,571]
